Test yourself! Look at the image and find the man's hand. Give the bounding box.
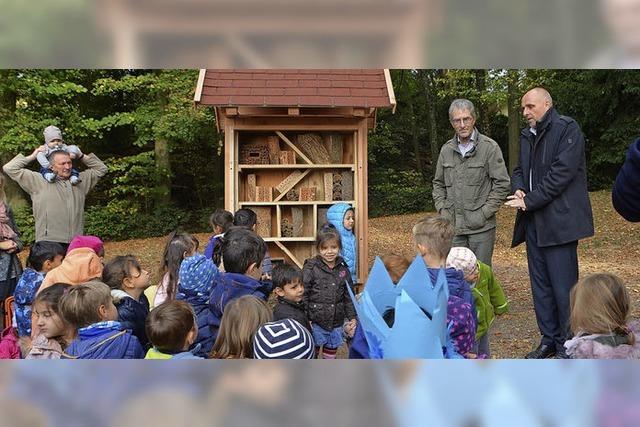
[28,146,46,161]
[505,194,527,211]
[514,189,526,199]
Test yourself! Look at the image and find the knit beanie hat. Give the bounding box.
[43,125,63,144]
[67,235,104,256]
[178,253,217,295]
[446,247,478,276]
[253,318,315,359]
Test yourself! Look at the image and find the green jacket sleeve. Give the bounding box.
[480,262,509,314]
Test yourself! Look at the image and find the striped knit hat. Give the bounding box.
[253,318,315,359]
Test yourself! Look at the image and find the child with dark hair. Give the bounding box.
[102,255,151,349]
[61,281,144,359]
[145,300,202,359]
[204,208,233,267]
[208,227,272,342]
[176,253,218,357]
[233,208,273,279]
[13,241,65,338]
[26,283,73,359]
[303,224,357,359]
[154,231,199,307]
[272,263,310,332]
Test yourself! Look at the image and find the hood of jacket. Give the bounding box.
[39,248,103,293]
[565,321,640,359]
[67,321,143,359]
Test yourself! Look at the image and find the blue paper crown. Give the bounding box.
[347,255,450,359]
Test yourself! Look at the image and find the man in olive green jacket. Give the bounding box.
[3,145,107,245]
[433,99,510,265]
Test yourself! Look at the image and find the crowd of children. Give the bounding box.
[2,166,640,359]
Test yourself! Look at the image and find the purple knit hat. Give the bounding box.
[67,235,104,256]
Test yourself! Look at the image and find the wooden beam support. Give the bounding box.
[275,131,313,164]
[274,241,303,269]
[273,169,311,202]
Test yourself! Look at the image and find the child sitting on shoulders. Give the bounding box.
[154,231,199,307]
[61,281,144,359]
[26,283,74,359]
[412,215,477,358]
[210,295,271,359]
[176,253,218,357]
[208,227,272,342]
[37,125,82,185]
[14,241,65,338]
[447,247,509,358]
[145,300,202,359]
[271,263,310,332]
[565,273,640,359]
[304,224,357,359]
[204,208,233,267]
[102,255,152,350]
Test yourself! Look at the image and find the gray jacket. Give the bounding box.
[432,130,510,235]
[3,153,108,243]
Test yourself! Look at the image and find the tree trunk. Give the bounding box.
[507,70,521,174]
[154,82,172,208]
[0,73,29,210]
[420,70,440,177]
[474,69,489,135]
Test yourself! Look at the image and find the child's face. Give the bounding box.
[47,139,63,149]
[275,278,304,302]
[34,302,66,339]
[319,239,340,264]
[343,210,355,231]
[126,266,151,290]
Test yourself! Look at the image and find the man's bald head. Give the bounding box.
[521,87,553,128]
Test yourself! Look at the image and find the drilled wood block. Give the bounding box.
[240,142,270,165]
[298,187,316,202]
[286,188,299,201]
[326,134,344,163]
[323,172,333,201]
[254,207,272,238]
[275,170,303,194]
[318,208,329,225]
[255,186,273,202]
[247,174,256,201]
[296,133,331,164]
[292,207,304,237]
[333,172,343,200]
[281,218,293,237]
[279,151,296,164]
[342,171,354,200]
[267,135,280,164]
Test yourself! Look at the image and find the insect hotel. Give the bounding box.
[194,69,395,281]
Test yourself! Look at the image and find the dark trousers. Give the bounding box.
[525,219,578,352]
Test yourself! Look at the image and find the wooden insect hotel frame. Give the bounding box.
[194,69,396,282]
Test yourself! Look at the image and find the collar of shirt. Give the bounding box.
[457,129,477,156]
[529,127,537,135]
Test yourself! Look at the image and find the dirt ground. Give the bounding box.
[103,190,640,359]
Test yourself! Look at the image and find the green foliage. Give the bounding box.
[369,170,433,217]
[12,205,35,246]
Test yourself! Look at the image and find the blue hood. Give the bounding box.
[326,203,357,282]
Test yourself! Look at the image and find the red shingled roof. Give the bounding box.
[195,69,394,108]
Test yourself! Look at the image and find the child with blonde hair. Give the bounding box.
[210,295,271,359]
[565,273,640,359]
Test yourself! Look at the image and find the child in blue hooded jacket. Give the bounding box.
[327,202,357,285]
[177,253,218,357]
[61,282,144,359]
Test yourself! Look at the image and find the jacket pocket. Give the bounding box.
[464,206,486,230]
[443,163,455,187]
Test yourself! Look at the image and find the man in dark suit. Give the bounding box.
[505,87,594,359]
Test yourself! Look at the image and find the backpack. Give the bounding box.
[0,326,21,359]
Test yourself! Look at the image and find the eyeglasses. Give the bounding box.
[451,116,474,126]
